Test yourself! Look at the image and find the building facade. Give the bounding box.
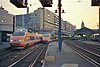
[15,7,76,35]
[63,21,76,35]
[33,8,56,32]
[15,14,30,30]
[0,7,14,32]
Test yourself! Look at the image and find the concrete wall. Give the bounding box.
[0,8,14,32]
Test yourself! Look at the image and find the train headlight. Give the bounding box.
[10,40,13,42]
[19,40,22,42]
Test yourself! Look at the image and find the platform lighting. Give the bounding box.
[91,0,100,6]
[10,0,27,8]
[39,0,53,7]
[55,9,65,13]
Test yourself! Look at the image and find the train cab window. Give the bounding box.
[13,31,25,36]
[30,36,35,40]
[44,34,49,37]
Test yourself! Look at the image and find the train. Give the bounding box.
[89,33,99,42]
[42,34,51,43]
[10,29,43,49]
[42,34,57,43]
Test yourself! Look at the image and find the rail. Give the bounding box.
[64,40,100,67]
[8,44,47,67]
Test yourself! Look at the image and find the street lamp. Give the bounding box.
[55,0,64,51]
[55,8,65,13]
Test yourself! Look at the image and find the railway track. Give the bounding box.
[0,43,48,67]
[64,40,100,67]
[0,47,14,60]
[0,44,41,66]
[8,44,47,67]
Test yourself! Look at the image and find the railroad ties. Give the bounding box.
[0,43,48,67]
[64,40,100,67]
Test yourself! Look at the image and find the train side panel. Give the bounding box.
[10,31,43,49]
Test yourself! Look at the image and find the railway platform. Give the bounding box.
[43,41,95,67]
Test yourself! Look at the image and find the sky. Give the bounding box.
[0,0,99,29]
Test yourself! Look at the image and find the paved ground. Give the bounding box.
[44,41,95,67]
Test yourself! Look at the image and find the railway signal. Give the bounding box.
[10,0,27,8]
[39,0,53,7]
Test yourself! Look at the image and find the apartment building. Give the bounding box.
[15,7,76,34]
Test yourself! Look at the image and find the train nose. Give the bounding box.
[10,36,24,42]
[10,39,22,42]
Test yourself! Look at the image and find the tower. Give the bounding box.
[81,21,85,28]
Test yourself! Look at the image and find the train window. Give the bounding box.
[13,31,25,36]
[44,34,50,37]
[35,36,39,39]
[30,36,35,40]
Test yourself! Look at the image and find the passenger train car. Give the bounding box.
[10,30,43,49]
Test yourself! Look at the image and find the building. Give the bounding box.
[0,7,14,42]
[15,7,57,33]
[63,21,76,35]
[33,7,56,32]
[0,7,14,33]
[15,7,76,35]
[15,14,30,30]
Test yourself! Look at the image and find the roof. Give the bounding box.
[74,27,95,35]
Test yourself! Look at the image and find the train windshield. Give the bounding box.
[44,34,50,37]
[13,31,25,36]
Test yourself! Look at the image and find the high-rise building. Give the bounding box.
[15,7,76,35]
[33,7,56,32]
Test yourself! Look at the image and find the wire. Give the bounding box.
[75,6,91,20]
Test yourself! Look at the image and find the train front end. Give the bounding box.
[10,31,26,49]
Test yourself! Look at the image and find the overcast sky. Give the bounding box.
[0,0,99,29]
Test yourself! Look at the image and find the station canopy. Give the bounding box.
[74,27,95,35]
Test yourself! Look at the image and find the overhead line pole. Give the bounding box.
[99,5,100,43]
[0,0,2,7]
[58,0,62,51]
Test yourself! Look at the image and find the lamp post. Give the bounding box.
[58,0,62,51]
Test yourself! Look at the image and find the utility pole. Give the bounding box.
[99,6,100,43]
[58,0,62,51]
[26,2,30,30]
[43,7,45,34]
[91,0,100,43]
[27,7,29,14]
[0,0,2,7]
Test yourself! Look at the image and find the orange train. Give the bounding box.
[10,31,43,49]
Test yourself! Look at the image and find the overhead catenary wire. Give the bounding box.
[75,6,91,20]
